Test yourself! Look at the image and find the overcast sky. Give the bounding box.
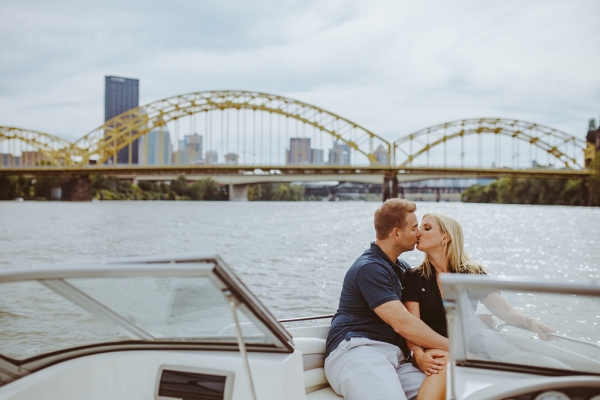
[1,0,599,144]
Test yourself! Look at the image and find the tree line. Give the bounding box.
[0,175,306,201]
[461,158,600,206]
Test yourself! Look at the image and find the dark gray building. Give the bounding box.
[105,76,139,164]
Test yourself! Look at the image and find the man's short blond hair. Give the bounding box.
[374,198,417,240]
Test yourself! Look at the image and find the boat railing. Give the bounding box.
[495,323,600,351]
[277,314,334,323]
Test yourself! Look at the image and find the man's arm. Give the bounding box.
[374,300,448,351]
[404,301,446,375]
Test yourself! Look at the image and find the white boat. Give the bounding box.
[0,254,599,400]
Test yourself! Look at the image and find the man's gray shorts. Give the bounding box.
[324,337,425,400]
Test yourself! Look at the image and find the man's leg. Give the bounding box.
[396,351,426,400]
[325,338,408,400]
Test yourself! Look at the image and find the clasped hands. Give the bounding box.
[411,347,446,376]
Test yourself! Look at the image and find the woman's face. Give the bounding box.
[416,215,446,253]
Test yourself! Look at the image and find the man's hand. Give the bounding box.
[412,348,446,376]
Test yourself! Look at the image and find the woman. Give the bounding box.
[402,213,554,400]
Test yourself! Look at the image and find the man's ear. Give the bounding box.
[391,227,401,241]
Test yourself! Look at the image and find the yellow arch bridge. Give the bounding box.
[0,90,592,200]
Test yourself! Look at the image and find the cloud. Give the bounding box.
[0,0,599,148]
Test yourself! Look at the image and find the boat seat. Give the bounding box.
[293,337,343,399]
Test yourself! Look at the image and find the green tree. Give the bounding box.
[248,183,304,201]
[560,180,583,206]
[170,176,190,197]
[189,178,220,200]
[462,177,589,206]
[33,175,63,200]
[138,181,158,192]
[0,176,20,200]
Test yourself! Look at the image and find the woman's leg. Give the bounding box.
[416,349,448,400]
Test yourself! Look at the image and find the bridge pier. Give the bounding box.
[229,184,249,201]
[62,175,93,201]
[382,172,398,201]
[581,179,592,206]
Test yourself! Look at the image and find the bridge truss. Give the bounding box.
[0,126,78,167]
[394,118,586,169]
[0,93,589,174]
[73,90,390,166]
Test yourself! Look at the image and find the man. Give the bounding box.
[324,199,448,400]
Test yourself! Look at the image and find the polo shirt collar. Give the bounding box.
[370,242,400,268]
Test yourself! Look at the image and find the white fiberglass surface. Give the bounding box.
[0,276,269,361]
[458,288,600,374]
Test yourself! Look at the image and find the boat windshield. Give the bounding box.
[444,275,600,376]
[0,255,293,363]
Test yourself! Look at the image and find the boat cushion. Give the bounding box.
[294,337,327,355]
[304,368,328,390]
[306,386,343,399]
[303,353,325,371]
[293,337,339,395]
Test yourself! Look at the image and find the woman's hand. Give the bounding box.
[477,313,497,330]
[413,347,446,376]
[527,317,555,341]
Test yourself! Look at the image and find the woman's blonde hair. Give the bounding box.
[416,213,486,278]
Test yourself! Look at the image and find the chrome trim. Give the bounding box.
[440,274,600,297]
[0,261,216,282]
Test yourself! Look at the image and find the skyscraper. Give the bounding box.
[287,138,312,165]
[312,149,325,165]
[329,142,351,166]
[105,76,140,164]
[138,127,172,166]
[373,144,388,166]
[205,150,219,165]
[175,134,203,165]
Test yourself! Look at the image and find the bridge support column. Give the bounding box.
[229,184,249,201]
[62,175,93,201]
[435,188,441,202]
[382,172,398,201]
[581,179,591,206]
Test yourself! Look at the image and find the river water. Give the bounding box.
[1,201,599,319]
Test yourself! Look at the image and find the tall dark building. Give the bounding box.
[105,76,140,164]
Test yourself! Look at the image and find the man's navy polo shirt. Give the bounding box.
[325,243,409,358]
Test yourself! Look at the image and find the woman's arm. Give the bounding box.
[404,301,446,375]
[482,292,554,340]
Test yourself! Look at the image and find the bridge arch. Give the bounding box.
[0,126,77,167]
[74,90,391,166]
[393,118,586,169]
